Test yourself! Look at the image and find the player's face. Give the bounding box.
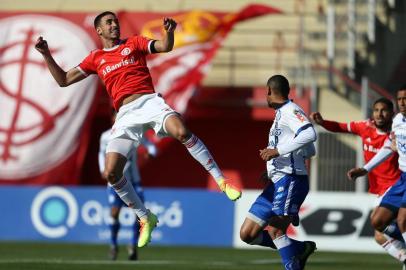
[397,89,406,115]
[97,14,120,40]
[372,102,393,128]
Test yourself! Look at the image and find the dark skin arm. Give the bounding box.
[259,148,280,161]
[347,167,368,181]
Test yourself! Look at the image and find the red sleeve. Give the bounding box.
[348,121,367,136]
[132,36,153,55]
[77,52,96,76]
[322,120,350,133]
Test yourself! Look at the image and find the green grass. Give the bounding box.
[0,242,402,270]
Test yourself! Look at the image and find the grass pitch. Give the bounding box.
[0,242,402,270]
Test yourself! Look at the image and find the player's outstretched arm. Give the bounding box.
[153,17,177,53]
[35,36,86,87]
[347,167,368,181]
[310,111,350,133]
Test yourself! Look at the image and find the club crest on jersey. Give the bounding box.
[121,47,131,55]
[294,109,305,122]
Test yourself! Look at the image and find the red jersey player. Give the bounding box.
[310,98,405,263]
[35,11,241,248]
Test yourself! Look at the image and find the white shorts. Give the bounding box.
[106,93,177,156]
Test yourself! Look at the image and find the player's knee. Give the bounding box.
[239,227,256,244]
[103,169,118,185]
[173,127,190,143]
[371,216,387,232]
[398,216,406,231]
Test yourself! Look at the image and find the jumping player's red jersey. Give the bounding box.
[77,36,155,110]
[322,119,400,195]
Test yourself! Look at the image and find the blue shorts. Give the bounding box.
[248,174,309,227]
[107,184,144,208]
[379,172,406,213]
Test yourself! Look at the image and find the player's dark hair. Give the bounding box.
[397,84,406,93]
[373,97,394,112]
[94,11,117,29]
[267,75,290,98]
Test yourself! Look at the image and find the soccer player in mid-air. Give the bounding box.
[35,11,241,248]
[348,86,406,269]
[98,111,158,260]
[310,98,406,262]
[239,75,317,270]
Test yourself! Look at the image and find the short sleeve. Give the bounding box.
[131,35,154,54]
[77,52,97,76]
[348,121,367,136]
[285,106,312,135]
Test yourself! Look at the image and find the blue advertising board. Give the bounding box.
[0,186,234,246]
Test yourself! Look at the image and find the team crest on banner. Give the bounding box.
[0,5,279,184]
[0,15,97,179]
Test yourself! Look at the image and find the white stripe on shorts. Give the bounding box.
[284,179,295,215]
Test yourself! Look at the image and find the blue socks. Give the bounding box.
[110,220,120,247]
[132,219,140,246]
[111,218,141,248]
[250,230,277,249]
[274,235,304,270]
[384,222,404,242]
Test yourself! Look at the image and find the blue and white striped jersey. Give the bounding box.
[267,101,316,182]
[392,113,406,172]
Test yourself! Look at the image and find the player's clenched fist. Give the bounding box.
[163,17,177,32]
[347,167,368,181]
[309,112,324,125]
[35,36,49,55]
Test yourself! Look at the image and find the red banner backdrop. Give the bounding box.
[0,5,280,185]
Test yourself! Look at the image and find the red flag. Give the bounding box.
[0,5,280,185]
[122,5,281,112]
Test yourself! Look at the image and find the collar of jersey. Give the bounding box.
[273,100,290,110]
[103,39,126,51]
[103,45,119,51]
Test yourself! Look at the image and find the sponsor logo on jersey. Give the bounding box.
[363,143,379,153]
[102,56,135,76]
